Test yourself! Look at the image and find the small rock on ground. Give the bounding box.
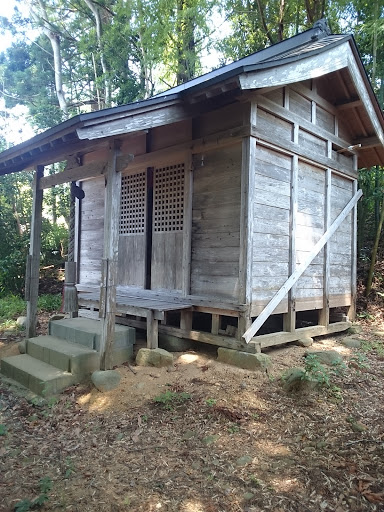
[18,340,27,354]
[305,349,343,366]
[136,347,173,368]
[296,337,313,347]
[91,370,121,392]
[16,316,27,328]
[348,325,362,335]
[281,367,318,393]
[340,337,362,349]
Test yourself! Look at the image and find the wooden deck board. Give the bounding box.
[77,284,247,312]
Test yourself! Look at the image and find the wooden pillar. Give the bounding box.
[99,141,121,370]
[283,155,298,332]
[64,182,81,318]
[319,168,331,327]
[238,102,256,335]
[211,314,220,335]
[182,153,193,296]
[25,165,44,339]
[180,309,192,331]
[349,176,358,321]
[146,310,159,349]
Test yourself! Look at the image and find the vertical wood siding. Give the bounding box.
[78,176,105,285]
[252,145,291,305]
[191,145,241,299]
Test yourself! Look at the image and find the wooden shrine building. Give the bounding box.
[1,20,384,363]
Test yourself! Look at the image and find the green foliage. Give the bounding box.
[0,424,7,435]
[302,354,331,387]
[64,457,75,478]
[205,398,217,407]
[360,339,384,356]
[0,294,61,325]
[37,294,62,313]
[0,295,25,321]
[349,352,370,370]
[153,390,191,409]
[14,477,52,511]
[218,0,343,62]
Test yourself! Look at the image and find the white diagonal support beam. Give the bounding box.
[243,189,363,343]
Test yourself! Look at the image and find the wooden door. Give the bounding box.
[151,163,185,292]
[118,171,147,288]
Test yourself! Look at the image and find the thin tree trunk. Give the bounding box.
[366,196,384,295]
[256,0,275,45]
[28,0,68,116]
[278,0,285,41]
[83,0,110,107]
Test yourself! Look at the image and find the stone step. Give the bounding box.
[1,354,76,396]
[49,317,135,351]
[27,335,100,376]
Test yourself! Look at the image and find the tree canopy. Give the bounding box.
[0,0,383,297]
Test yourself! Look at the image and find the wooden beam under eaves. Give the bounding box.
[354,136,382,149]
[336,98,362,110]
[39,159,107,189]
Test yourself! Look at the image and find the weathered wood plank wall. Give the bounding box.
[78,176,105,285]
[191,145,242,299]
[250,81,357,318]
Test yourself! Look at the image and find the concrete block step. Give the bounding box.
[1,354,76,396]
[49,317,135,351]
[27,335,100,376]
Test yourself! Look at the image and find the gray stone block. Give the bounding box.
[221,348,271,371]
[91,370,121,392]
[136,348,173,367]
[217,348,272,371]
[0,355,75,396]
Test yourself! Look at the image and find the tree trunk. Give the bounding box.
[28,0,68,117]
[366,196,384,296]
[83,0,111,108]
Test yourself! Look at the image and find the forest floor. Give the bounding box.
[0,308,384,511]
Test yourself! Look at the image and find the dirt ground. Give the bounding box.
[0,318,384,512]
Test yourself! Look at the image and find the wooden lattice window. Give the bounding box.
[153,163,185,232]
[120,172,146,234]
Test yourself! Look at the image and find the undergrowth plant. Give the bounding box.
[37,294,62,312]
[14,477,52,511]
[361,339,384,356]
[0,294,61,329]
[153,390,191,410]
[301,354,331,387]
[0,295,25,321]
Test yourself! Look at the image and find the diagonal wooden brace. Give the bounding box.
[243,189,363,343]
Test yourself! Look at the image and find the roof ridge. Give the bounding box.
[155,19,333,98]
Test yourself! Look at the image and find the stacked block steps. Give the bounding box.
[1,318,135,396]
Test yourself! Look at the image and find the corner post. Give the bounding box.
[238,101,256,338]
[99,140,121,370]
[284,154,298,332]
[348,176,358,321]
[319,168,331,327]
[26,165,44,338]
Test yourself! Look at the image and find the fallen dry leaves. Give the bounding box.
[0,322,384,511]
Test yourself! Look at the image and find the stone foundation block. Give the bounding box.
[136,348,173,368]
[217,348,271,371]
